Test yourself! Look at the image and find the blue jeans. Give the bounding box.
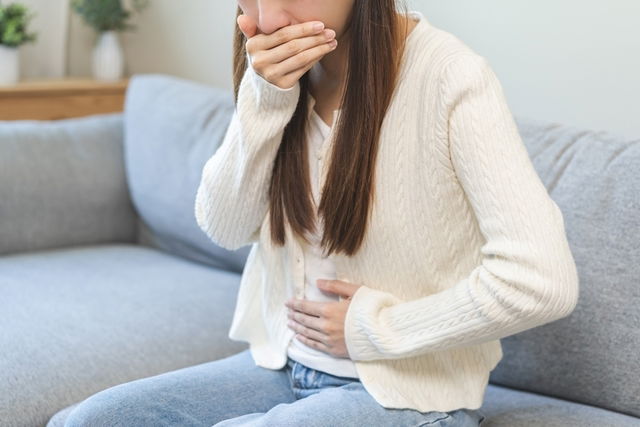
[63,349,486,426]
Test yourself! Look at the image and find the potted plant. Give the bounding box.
[70,0,149,81]
[0,2,37,86]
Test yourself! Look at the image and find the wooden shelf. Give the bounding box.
[0,77,130,120]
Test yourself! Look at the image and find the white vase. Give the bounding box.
[92,30,124,81]
[0,44,20,86]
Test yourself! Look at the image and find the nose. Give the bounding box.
[256,0,292,35]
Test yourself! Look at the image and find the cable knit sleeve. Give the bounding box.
[194,53,300,250]
[343,54,580,362]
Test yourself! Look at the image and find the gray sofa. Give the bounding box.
[0,73,638,427]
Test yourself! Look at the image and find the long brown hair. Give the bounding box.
[232,0,411,257]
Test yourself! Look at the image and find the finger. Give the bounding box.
[318,278,353,299]
[288,298,325,317]
[237,14,257,39]
[295,334,331,353]
[288,317,328,342]
[250,20,325,53]
[254,28,335,65]
[288,309,326,333]
[270,39,337,83]
[276,58,320,89]
[251,33,335,87]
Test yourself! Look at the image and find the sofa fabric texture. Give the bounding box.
[0,114,137,256]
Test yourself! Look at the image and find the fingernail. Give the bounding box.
[324,29,335,39]
[314,22,325,32]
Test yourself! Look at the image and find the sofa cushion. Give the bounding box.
[0,244,247,427]
[123,73,252,274]
[489,117,640,417]
[480,383,640,426]
[0,113,137,256]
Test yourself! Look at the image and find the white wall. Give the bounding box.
[406,0,640,140]
[54,1,640,139]
[67,1,238,88]
[12,0,69,78]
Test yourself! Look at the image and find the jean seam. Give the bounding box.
[309,367,318,387]
[414,413,451,427]
[289,361,299,389]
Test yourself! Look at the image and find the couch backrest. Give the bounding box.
[489,117,640,417]
[0,113,138,256]
[123,74,251,274]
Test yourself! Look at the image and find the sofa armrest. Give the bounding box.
[0,113,138,256]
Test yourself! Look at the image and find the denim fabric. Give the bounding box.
[62,349,486,426]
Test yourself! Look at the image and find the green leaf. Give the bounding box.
[70,0,148,33]
[0,2,38,47]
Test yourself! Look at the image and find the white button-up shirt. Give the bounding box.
[286,96,359,379]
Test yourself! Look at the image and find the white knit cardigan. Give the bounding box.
[194,10,579,413]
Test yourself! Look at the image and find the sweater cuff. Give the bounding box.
[343,282,482,362]
[245,51,300,111]
[343,285,405,361]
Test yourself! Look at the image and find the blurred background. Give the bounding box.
[8,0,639,139]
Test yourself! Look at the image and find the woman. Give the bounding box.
[63,1,579,426]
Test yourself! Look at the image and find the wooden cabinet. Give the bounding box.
[0,77,129,120]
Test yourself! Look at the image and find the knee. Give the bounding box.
[63,385,138,427]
